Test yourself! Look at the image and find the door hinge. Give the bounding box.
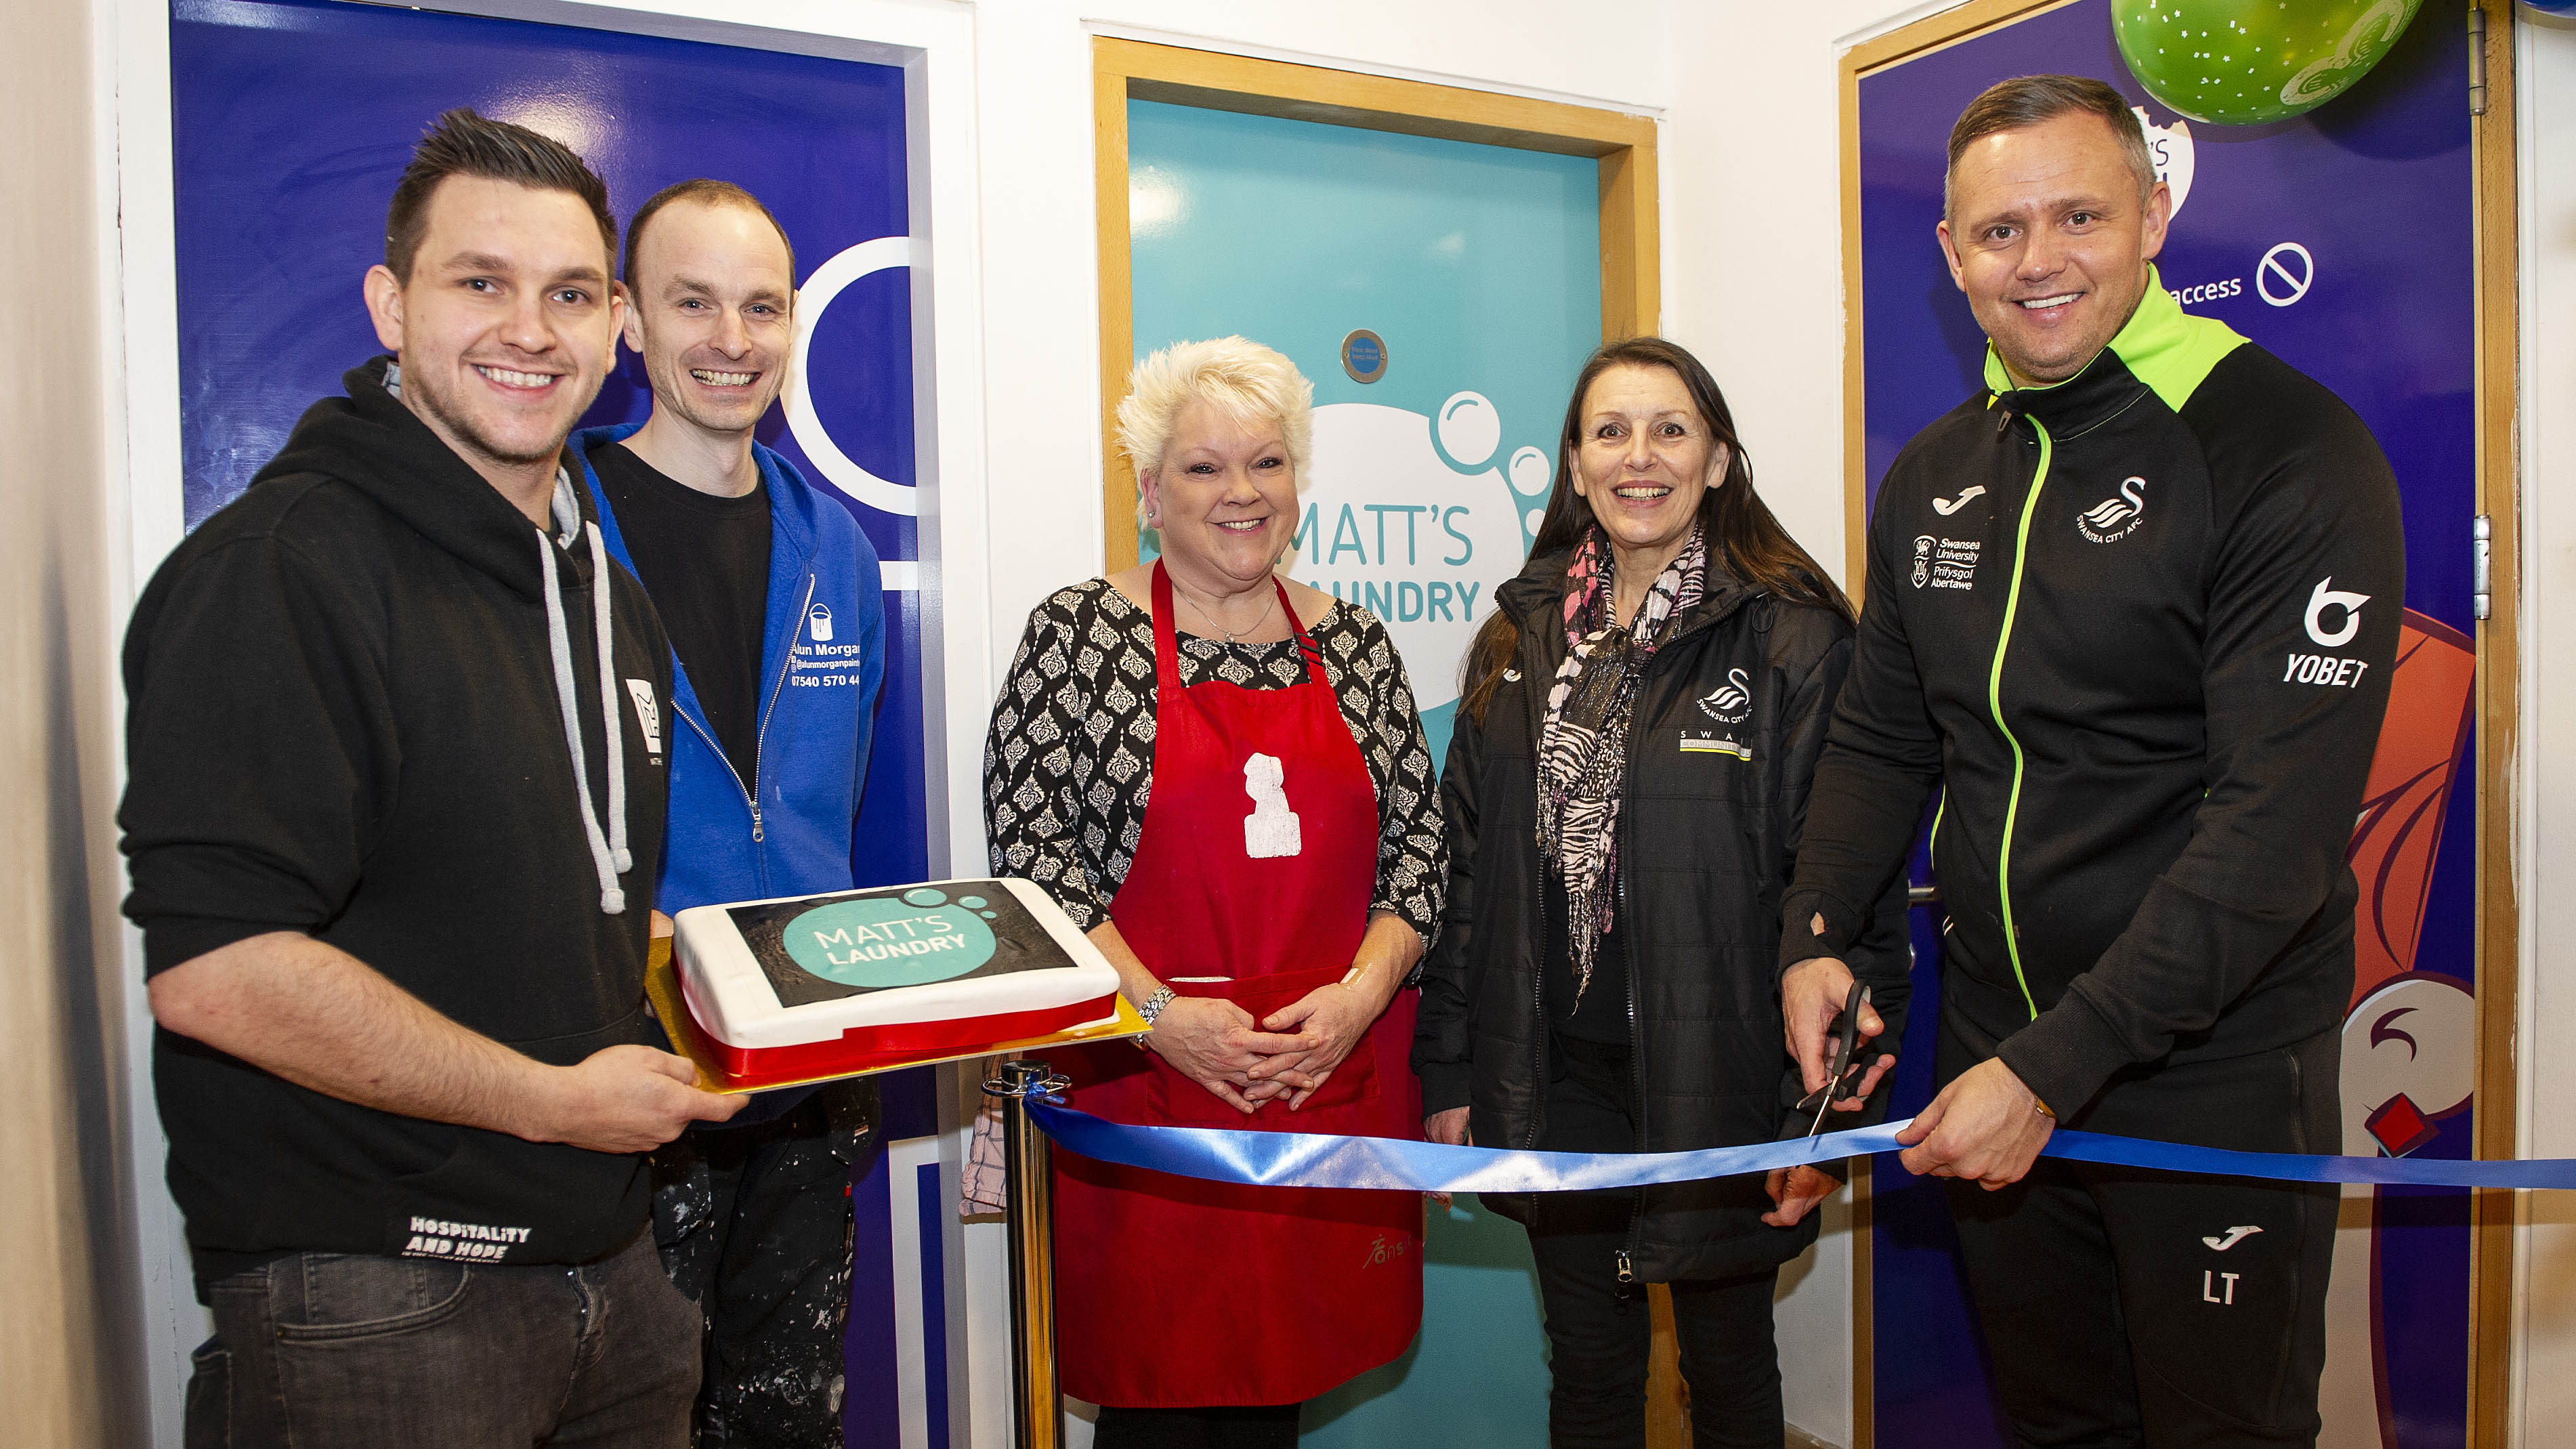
[2474,513,2493,621]
[2470,7,2489,117]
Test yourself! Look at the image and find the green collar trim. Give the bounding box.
[1982,265,2247,413]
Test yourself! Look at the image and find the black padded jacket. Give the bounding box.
[1413,547,1910,1282]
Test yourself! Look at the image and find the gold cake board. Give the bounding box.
[645,938,1149,1095]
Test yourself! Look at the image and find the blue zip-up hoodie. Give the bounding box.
[570,423,886,915]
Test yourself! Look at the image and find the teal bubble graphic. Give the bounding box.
[903,887,948,907]
[786,898,996,988]
[981,911,998,919]
[958,896,988,909]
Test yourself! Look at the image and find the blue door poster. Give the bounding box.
[1128,98,1601,773]
[1854,4,2480,1447]
[169,3,942,1443]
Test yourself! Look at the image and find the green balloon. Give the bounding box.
[2113,0,2423,125]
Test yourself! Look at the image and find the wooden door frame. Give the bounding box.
[1093,37,1660,571]
[1834,3,2524,1446]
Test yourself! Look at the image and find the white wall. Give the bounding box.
[2514,9,2576,1446]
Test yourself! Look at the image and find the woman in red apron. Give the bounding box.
[982,338,1444,1447]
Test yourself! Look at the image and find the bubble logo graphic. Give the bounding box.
[1435,392,1500,468]
[784,888,997,988]
[1290,390,1533,713]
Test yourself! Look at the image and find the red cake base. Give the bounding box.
[690,992,1121,1091]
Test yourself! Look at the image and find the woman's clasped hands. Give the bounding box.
[1145,969,1395,1115]
[1142,994,1314,1116]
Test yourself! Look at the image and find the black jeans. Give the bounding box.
[651,1083,874,1449]
[1527,1035,1785,1449]
[1092,1404,1301,1448]
[187,1230,698,1449]
[1945,1032,2340,1448]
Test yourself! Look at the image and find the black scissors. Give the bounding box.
[1796,981,1876,1138]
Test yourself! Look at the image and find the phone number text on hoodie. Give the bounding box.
[790,641,870,688]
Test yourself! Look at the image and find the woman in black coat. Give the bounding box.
[1412,337,1912,1448]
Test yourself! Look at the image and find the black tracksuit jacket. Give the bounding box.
[1415,549,1909,1282]
[121,358,673,1293]
[1780,282,2403,1116]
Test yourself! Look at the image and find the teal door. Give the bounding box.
[1128,97,1603,1447]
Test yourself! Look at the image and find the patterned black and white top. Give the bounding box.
[983,578,1445,946]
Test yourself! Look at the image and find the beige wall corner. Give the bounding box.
[0,0,152,1445]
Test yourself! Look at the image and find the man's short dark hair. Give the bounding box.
[383,108,617,282]
[1945,75,2156,219]
[622,179,799,297]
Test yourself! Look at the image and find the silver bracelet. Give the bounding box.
[1136,986,1177,1026]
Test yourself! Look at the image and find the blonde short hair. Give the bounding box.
[1115,337,1314,480]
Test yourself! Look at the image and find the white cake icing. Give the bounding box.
[675,877,1121,1051]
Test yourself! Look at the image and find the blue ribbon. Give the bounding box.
[1026,1101,2576,1192]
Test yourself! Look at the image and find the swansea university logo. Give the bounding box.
[2078,477,2148,543]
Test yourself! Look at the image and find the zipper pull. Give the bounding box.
[1615,1250,1635,1285]
[1993,403,2015,438]
[750,803,764,843]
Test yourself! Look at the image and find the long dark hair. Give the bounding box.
[1458,337,1853,728]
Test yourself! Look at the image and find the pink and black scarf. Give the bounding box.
[1535,523,1708,1001]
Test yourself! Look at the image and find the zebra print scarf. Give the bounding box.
[1535,524,1707,1002]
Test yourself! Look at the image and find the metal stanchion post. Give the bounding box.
[984,1059,1068,1449]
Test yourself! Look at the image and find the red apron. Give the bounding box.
[1051,564,1423,1408]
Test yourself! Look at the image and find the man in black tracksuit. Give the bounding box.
[1779,79,2401,1446]
[123,112,739,1448]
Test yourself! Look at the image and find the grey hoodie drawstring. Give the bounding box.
[540,471,630,915]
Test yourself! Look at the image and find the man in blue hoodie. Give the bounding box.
[570,178,887,1449]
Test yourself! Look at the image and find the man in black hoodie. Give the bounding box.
[1779,78,2401,1446]
[123,110,741,1449]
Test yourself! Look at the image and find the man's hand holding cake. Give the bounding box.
[151,932,738,1159]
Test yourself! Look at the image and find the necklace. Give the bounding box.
[1177,582,1278,644]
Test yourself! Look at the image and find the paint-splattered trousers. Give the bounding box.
[652,1080,878,1449]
